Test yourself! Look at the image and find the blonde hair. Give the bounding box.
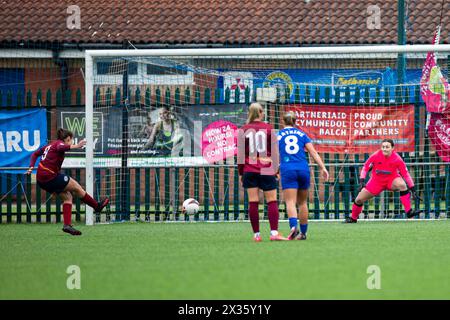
[283,111,297,126]
[247,103,264,124]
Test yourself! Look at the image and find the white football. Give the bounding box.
[182,198,200,215]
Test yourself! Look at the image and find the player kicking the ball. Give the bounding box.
[345,139,421,223]
[26,128,109,235]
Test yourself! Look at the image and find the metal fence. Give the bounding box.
[1,160,449,224]
[1,84,450,223]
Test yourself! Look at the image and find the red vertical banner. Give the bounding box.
[420,25,450,115]
[284,105,415,153]
[428,113,450,162]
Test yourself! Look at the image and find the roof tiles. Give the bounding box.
[0,0,449,46]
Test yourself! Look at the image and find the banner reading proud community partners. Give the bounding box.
[284,104,415,153]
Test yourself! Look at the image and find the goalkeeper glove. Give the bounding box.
[409,186,422,201]
[357,178,365,193]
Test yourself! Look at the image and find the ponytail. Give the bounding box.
[57,128,73,141]
[246,103,263,124]
[283,111,297,126]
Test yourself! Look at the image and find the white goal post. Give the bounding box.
[85,44,450,225]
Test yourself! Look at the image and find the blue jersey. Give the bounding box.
[277,126,311,172]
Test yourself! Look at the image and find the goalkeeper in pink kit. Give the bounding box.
[345,139,421,223]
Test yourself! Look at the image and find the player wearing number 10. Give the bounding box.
[238,103,287,242]
[278,112,329,240]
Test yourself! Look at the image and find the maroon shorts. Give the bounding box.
[37,174,70,194]
[364,174,401,196]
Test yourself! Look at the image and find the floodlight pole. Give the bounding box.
[397,0,406,84]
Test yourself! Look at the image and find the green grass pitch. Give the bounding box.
[0,220,449,299]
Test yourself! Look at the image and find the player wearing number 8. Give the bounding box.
[238,103,287,242]
[278,112,329,240]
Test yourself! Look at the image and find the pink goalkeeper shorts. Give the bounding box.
[364,174,401,196]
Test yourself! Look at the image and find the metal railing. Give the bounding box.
[1,161,449,223]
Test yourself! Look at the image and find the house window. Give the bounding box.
[146,64,188,75]
[94,59,194,85]
[144,61,193,85]
[96,59,138,75]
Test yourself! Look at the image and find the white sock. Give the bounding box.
[270,230,278,236]
[254,232,260,237]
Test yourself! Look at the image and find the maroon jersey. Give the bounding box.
[237,121,278,175]
[29,140,70,183]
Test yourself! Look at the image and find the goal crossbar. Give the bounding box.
[85,44,450,58]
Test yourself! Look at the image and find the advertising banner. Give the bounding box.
[180,104,248,163]
[420,25,450,114]
[57,104,247,166]
[284,104,415,153]
[0,108,47,168]
[219,68,424,104]
[428,113,450,162]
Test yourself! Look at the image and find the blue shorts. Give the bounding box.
[280,169,310,190]
[37,174,70,194]
[242,172,278,191]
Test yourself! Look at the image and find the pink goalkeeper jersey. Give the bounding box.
[360,150,414,188]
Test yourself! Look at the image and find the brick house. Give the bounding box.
[0,0,448,108]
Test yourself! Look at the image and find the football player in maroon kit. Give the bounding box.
[26,128,109,235]
[238,103,287,242]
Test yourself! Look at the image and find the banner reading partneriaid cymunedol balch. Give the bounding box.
[284,104,415,153]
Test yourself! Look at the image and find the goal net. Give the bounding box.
[82,46,450,225]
